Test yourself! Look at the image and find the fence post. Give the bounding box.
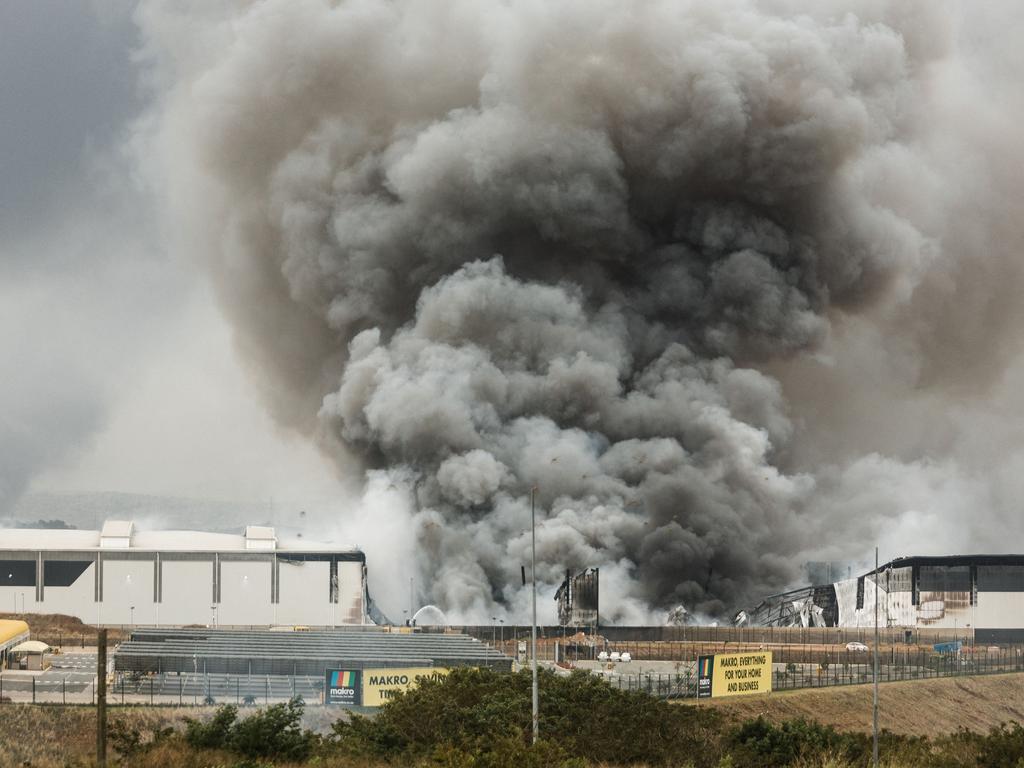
[179,676,182,706]
[150,677,154,706]
[63,677,66,705]
[32,677,35,704]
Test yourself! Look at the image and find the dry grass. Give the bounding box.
[0,612,126,645]
[0,705,197,767]
[683,671,1024,737]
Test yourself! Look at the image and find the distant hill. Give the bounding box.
[9,491,277,533]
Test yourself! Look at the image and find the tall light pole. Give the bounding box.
[873,547,879,768]
[130,606,135,629]
[531,486,539,745]
[499,619,505,649]
[491,617,498,647]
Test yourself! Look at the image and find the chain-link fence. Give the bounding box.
[0,670,327,706]
[598,647,1024,699]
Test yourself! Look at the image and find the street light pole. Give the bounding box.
[873,547,879,768]
[531,486,539,746]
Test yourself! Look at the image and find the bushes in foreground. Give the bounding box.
[331,667,722,767]
[181,697,317,761]
[96,670,1024,767]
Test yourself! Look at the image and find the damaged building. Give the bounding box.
[555,568,599,627]
[745,555,1024,643]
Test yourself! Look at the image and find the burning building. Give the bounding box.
[555,568,599,628]
[746,555,1024,643]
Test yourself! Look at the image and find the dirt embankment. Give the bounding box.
[682,672,1024,737]
[0,612,125,644]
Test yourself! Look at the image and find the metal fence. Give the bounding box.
[447,624,978,646]
[600,648,1024,699]
[0,671,327,707]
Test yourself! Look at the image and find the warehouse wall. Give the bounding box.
[277,559,330,626]
[102,559,157,624]
[0,549,368,627]
[338,561,365,624]
[219,560,273,625]
[39,561,99,624]
[158,559,214,625]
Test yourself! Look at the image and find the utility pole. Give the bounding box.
[873,547,879,768]
[531,486,539,745]
[97,629,107,767]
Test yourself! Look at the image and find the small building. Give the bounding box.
[0,619,30,669]
[9,640,50,671]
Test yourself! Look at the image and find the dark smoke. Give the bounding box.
[137,0,1022,621]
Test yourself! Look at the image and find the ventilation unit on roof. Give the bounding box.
[245,526,277,550]
[100,520,133,549]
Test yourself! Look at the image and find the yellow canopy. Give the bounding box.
[0,620,30,646]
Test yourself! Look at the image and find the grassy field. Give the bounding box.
[0,705,190,766]
[686,671,1024,737]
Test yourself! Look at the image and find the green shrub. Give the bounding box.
[228,697,318,761]
[183,697,317,761]
[331,667,722,767]
[184,704,237,750]
[727,717,868,767]
[976,722,1024,768]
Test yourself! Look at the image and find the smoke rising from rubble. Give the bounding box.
[137,0,1024,621]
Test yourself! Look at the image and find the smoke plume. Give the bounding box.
[137,0,1024,621]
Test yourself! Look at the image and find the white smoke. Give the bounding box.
[134,0,1024,621]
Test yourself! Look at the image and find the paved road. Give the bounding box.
[49,653,98,672]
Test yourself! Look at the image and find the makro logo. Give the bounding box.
[326,670,361,704]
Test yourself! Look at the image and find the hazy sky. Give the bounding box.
[1,2,346,510]
[8,1,1024,625]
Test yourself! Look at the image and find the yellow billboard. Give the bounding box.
[696,651,772,698]
[361,667,449,707]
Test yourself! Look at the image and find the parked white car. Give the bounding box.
[846,641,869,652]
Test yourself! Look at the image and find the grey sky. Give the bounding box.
[1,2,345,517]
[0,2,139,229]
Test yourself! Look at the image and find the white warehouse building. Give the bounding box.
[0,521,373,627]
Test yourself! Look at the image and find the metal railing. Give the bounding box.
[599,648,1024,698]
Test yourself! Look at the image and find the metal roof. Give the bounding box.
[0,523,360,555]
[0,620,30,647]
[114,628,512,676]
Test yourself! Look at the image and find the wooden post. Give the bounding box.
[97,629,107,767]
